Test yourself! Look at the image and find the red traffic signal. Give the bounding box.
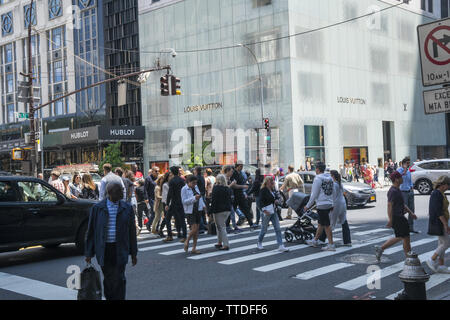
[264,118,270,130]
[160,75,170,96]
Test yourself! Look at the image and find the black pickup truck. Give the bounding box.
[0,176,96,253]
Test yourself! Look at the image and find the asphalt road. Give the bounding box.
[0,189,449,301]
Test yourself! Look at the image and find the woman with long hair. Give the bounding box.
[63,176,77,199]
[152,174,165,235]
[70,173,82,198]
[257,176,289,252]
[318,170,352,246]
[159,171,173,238]
[80,173,99,200]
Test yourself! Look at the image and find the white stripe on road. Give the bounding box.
[353,228,391,236]
[138,221,292,246]
[253,236,391,273]
[158,233,278,255]
[382,238,436,255]
[188,240,279,260]
[385,273,450,300]
[0,272,77,300]
[294,263,355,280]
[218,238,342,266]
[335,250,435,291]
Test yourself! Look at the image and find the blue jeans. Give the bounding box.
[230,206,237,228]
[236,208,245,219]
[255,196,262,225]
[258,213,283,246]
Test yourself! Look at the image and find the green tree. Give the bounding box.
[183,141,215,169]
[99,142,124,171]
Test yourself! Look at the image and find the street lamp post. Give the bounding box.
[238,43,267,166]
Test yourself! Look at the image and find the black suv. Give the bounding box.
[0,176,96,253]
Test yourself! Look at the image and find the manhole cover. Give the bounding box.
[340,254,390,264]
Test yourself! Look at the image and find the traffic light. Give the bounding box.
[160,75,170,96]
[171,76,181,96]
[264,118,270,130]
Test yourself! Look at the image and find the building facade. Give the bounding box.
[138,0,446,172]
[0,0,144,175]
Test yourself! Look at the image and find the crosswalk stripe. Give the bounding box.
[218,237,342,265]
[335,250,435,291]
[138,221,292,246]
[188,240,280,260]
[294,263,355,280]
[0,272,77,300]
[353,228,391,236]
[158,233,278,255]
[253,235,391,273]
[385,273,450,300]
[383,238,436,255]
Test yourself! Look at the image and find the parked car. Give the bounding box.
[0,176,96,253]
[411,159,450,195]
[278,171,376,208]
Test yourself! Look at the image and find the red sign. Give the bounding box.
[424,25,450,66]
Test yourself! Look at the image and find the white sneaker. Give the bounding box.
[257,242,264,250]
[317,240,327,245]
[426,258,439,272]
[437,265,450,274]
[278,245,290,252]
[321,244,336,251]
[306,239,319,248]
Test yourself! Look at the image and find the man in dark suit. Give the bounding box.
[164,166,187,242]
[85,182,138,300]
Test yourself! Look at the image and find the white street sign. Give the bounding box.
[423,87,450,115]
[418,18,450,87]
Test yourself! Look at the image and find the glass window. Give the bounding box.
[7,104,14,123]
[4,43,12,63]
[305,125,325,164]
[0,181,18,202]
[6,73,13,93]
[53,60,63,82]
[420,162,447,170]
[2,12,13,36]
[49,0,63,19]
[24,2,37,28]
[52,27,62,49]
[54,94,63,115]
[17,182,58,202]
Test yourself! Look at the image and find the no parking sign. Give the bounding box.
[418,18,450,87]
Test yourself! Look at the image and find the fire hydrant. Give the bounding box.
[395,252,430,300]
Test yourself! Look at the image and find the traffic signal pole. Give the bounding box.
[27,0,37,177]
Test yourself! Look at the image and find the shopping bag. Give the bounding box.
[207,220,217,235]
[77,263,102,300]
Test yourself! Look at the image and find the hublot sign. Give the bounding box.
[98,126,145,141]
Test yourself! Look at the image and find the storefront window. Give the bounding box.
[304,126,325,164]
[344,147,369,165]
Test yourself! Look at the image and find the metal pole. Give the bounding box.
[240,44,267,166]
[27,0,36,177]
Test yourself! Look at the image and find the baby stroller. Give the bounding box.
[284,192,318,243]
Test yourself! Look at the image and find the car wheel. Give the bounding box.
[43,243,61,249]
[75,222,88,254]
[417,179,432,195]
